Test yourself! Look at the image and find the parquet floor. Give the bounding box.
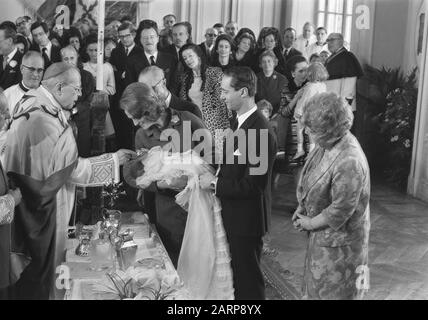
[268,174,428,300]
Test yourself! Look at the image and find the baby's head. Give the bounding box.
[309,53,322,64]
[319,50,330,64]
[257,99,273,120]
[306,62,329,83]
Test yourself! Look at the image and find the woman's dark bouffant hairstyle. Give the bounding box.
[179,43,209,97]
[235,32,256,52]
[234,27,256,45]
[211,33,236,65]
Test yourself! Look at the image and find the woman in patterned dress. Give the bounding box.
[177,43,232,150]
[0,93,22,299]
[292,92,370,300]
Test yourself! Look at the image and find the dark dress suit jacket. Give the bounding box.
[198,42,212,65]
[216,109,276,299]
[325,47,363,80]
[161,43,180,62]
[169,93,202,119]
[216,109,276,237]
[284,47,302,62]
[124,51,175,88]
[30,42,61,70]
[283,47,303,82]
[160,44,191,95]
[0,50,23,90]
[109,44,145,95]
[256,71,289,114]
[254,47,287,76]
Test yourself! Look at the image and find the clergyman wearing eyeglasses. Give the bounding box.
[3,62,136,299]
[3,51,44,117]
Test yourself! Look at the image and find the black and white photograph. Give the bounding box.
[0,0,427,305]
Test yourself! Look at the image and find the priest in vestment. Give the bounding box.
[3,63,135,299]
[324,33,363,113]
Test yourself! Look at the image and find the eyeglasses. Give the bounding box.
[142,35,158,41]
[67,84,82,95]
[206,33,217,37]
[326,38,340,42]
[152,77,165,90]
[22,64,44,74]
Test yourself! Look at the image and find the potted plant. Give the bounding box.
[358,65,418,189]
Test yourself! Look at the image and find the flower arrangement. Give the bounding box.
[363,65,418,189]
[93,267,187,300]
[102,181,124,209]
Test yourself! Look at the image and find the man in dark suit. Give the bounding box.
[16,16,33,48]
[161,22,193,94]
[124,21,175,88]
[109,22,144,149]
[283,27,302,62]
[29,21,61,70]
[0,23,23,90]
[198,27,218,65]
[282,27,303,82]
[200,66,276,300]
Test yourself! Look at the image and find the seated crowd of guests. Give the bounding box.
[0,13,367,300]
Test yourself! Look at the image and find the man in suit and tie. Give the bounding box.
[0,23,23,90]
[225,21,239,39]
[30,22,61,70]
[282,28,303,82]
[125,21,175,88]
[3,51,44,117]
[15,16,33,48]
[199,27,218,65]
[162,22,193,61]
[110,22,144,149]
[200,66,276,300]
[162,22,193,94]
[282,28,302,62]
[294,22,317,55]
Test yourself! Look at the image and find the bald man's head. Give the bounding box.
[204,27,218,46]
[138,66,169,101]
[61,45,79,67]
[42,62,81,110]
[21,50,44,89]
[327,33,344,53]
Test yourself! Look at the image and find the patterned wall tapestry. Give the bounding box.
[18,0,137,26]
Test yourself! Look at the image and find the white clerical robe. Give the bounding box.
[294,34,317,56]
[3,83,42,117]
[3,86,120,298]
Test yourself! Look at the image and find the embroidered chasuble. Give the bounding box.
[3,88,120,299]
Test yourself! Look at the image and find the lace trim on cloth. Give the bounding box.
[136,147,234,300]
[88,153,119,184]
[209,196,234,299]
[0,194,15,225]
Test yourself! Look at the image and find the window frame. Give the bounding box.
[316,0,353,45]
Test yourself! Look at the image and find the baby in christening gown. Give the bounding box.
[136,146,234,300]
